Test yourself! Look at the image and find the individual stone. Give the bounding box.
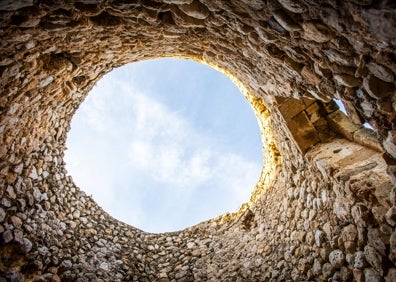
[241,0,265,10]
[362,8,396,42]
[302,21,333,43]
[0,208,5,222]
[329,249,345,268]
[179,0,210,19]
[340,266,352,281]
[273,10,301,32]
[364,268,382,282]
[363,75,394,99]
[61,260,72,269]
[3,230,13,243]
[315,229,325,247]
[0,0,33,11]
[324,49,355,67]
[277,0,306,13]
[360,101,375,118]
[367,229,386,256]
[391,188,396,206]
[320,6,344,32]
[354,251,367,269]
[377,97,393,114]
[334,74,361,87]
[366,62,394,83]
[385,206,396,226]
[11,215,22,228]
[312,258,322,275]
[38,246,49,256]
[38,76,54,88]
[390,232,396,260]
[171,5,206,27]
[99,262,109,271]
[364,245,382,274]
[386,268,396,282]
[351,203,372,228]
[301,66,321,85]
[340,224,357,253]
[383,131,396,160]
[322,262,333,279]
[353,268,364,282]
[29,166,39,180]
[21,238,33,253]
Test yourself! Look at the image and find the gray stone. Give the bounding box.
[21,238,33,253]
[322,262,334,279]
[385,268,396,282]
[351,203,371,228]
[390,232,396,257]
[312,258,322,275]
[99,262,109,271]
[385,206,396,227]
[329,249,345,268]
[367,229,386,256]
[0,0,33,11]
[3,230,13,243]
[0,208,5,222]
[61,260,72,269]
[354,251,367,269]
[364,246,382,274]
[38,246,49,256]
[315,229,325,247]
[364,268,382,282]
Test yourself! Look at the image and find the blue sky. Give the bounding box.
[65,58,263,233]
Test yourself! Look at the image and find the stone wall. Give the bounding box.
[0,1,395,281]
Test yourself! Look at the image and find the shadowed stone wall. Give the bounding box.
[0,1,395,281]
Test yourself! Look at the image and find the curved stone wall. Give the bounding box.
[0,1,395,281]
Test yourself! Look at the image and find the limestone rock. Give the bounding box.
[277,0,306,13]
[385,206,396,227]
[383,131,396,160]
[354,251,367,269]
[179,0,210,20]
[334,74,361,87]
[363,75,394,100]
[302,21,333,43]
[366,62,394,83]
[0,208,5,222]
[364,246,383,274]
[329,249,345,268]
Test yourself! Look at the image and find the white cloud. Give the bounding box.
[65,61,262,233]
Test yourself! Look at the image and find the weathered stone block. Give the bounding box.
[326,110,361,141]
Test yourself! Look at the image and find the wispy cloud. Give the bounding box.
[65,60,262,233]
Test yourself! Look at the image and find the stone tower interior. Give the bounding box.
[0,0,395,281]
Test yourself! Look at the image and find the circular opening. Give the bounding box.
[65,58,262,233]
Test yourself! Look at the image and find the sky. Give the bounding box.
[64,58,263,233]
[334,99,373,129]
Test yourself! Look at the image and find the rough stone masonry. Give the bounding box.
[0,0,395,281]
